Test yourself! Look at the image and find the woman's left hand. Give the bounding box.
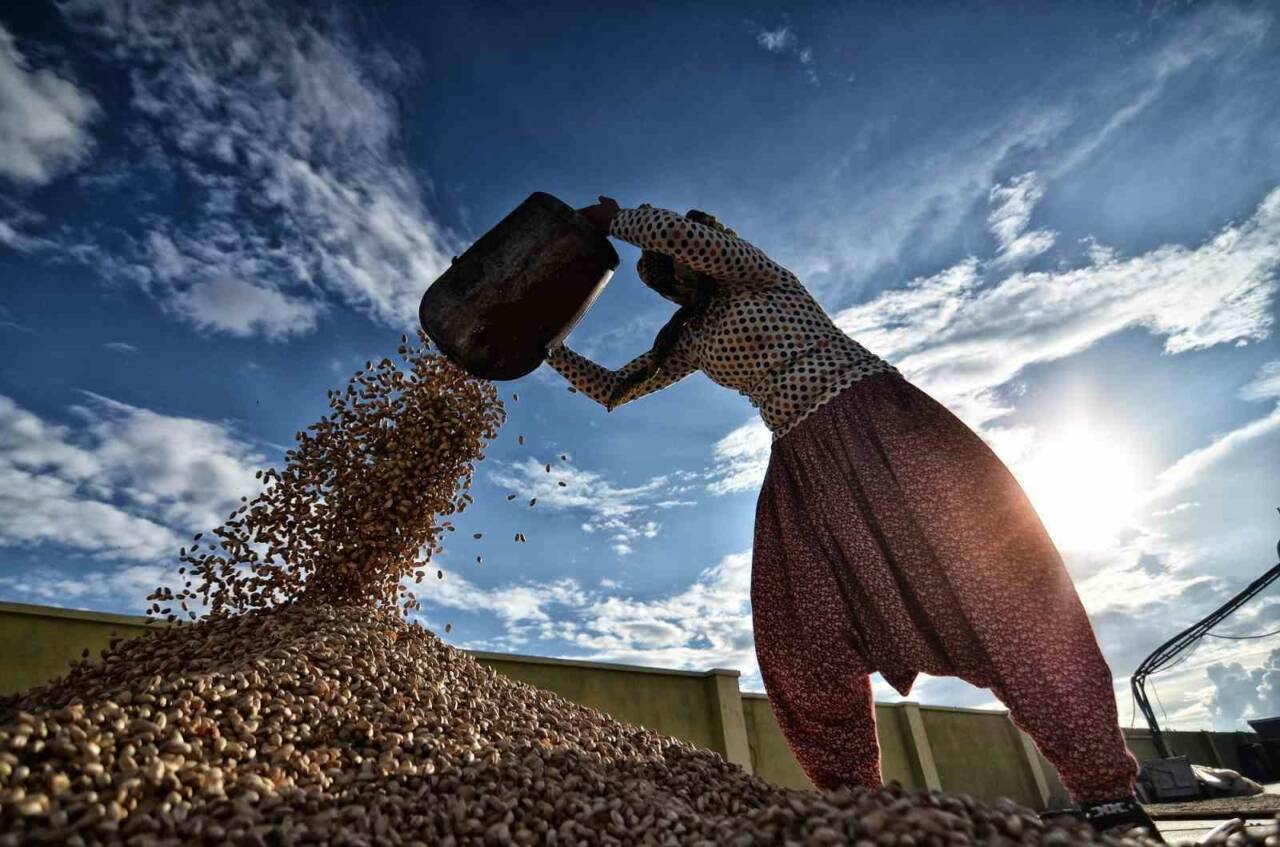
[576,196,620,235]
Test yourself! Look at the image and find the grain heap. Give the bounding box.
[1,606,1175,846]
[0,337,1179,845]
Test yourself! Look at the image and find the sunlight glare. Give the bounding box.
[1014,427,1144,553]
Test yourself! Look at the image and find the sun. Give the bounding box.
[1012,426,1145,553]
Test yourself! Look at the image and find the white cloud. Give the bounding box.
[790,107,1071,294]
[58,0,458,338]
[1073,558,1210,616]
[489,458,695,553]
[103,341,138,353]
[418,550,758,676]
[572,551,756,674]
[0,392,266,565]
[426,573,588,627]
[1206,648,1280,730]
[172,277,322,340]
[0,564,167,608]
[705,418,772,496]
[1079,397,1280,730]
[0,23,98,185]
[1051,5,1270,178]
[834,187,1280,429]
[755,26,796,53]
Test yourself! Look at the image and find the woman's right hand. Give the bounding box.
[576,196,620,236]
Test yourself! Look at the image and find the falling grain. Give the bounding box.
[148,331,504,619]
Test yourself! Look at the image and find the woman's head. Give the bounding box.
[636,251,696,305]
[635,209,734,305]
[607,209,734,409]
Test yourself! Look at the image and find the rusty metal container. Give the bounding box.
[418,192,618,380]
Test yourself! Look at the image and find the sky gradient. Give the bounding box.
[1,0,1279,734]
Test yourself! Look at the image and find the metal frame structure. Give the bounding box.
[1130,513,1280,759]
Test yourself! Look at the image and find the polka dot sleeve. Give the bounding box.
[610,206,795,287]
[545,344,696,410]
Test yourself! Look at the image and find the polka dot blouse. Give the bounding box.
[546,206,898,440]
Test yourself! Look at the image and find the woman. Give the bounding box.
[547,196,1159,839]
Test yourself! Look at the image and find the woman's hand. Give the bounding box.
[576,196,620,236]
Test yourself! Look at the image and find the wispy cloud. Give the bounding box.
[1241,360,1280,402]
[55,0,458,338]
[1072,558,1210,616]
[103,341,137,353]
[1150,404,1280,501]
[0,304,35,334]
[787,4,1274,299]
[752,22,818,85]
[986,172,1056,265]
[756,26,796,53]
[838,186,1279,428]
[1050,5,1270,178]
[489,458,695,555]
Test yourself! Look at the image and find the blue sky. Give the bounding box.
[1,0,1278,734]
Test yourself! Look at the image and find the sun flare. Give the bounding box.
[1013,427,1145,553]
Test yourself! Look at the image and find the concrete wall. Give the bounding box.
[0,601,1260,810]
[469,651,751,770]
[0,601,156,695]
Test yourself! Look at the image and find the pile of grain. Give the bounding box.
[1,605,1171,846]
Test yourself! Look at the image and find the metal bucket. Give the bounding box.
[418,192,618,380]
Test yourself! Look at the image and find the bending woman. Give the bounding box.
[547,197,1157,839]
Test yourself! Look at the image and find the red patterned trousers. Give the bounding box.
[751,374,1138,804]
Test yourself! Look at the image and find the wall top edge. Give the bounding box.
[0,600,156,629]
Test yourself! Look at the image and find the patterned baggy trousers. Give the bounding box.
[751,373,1138,804]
